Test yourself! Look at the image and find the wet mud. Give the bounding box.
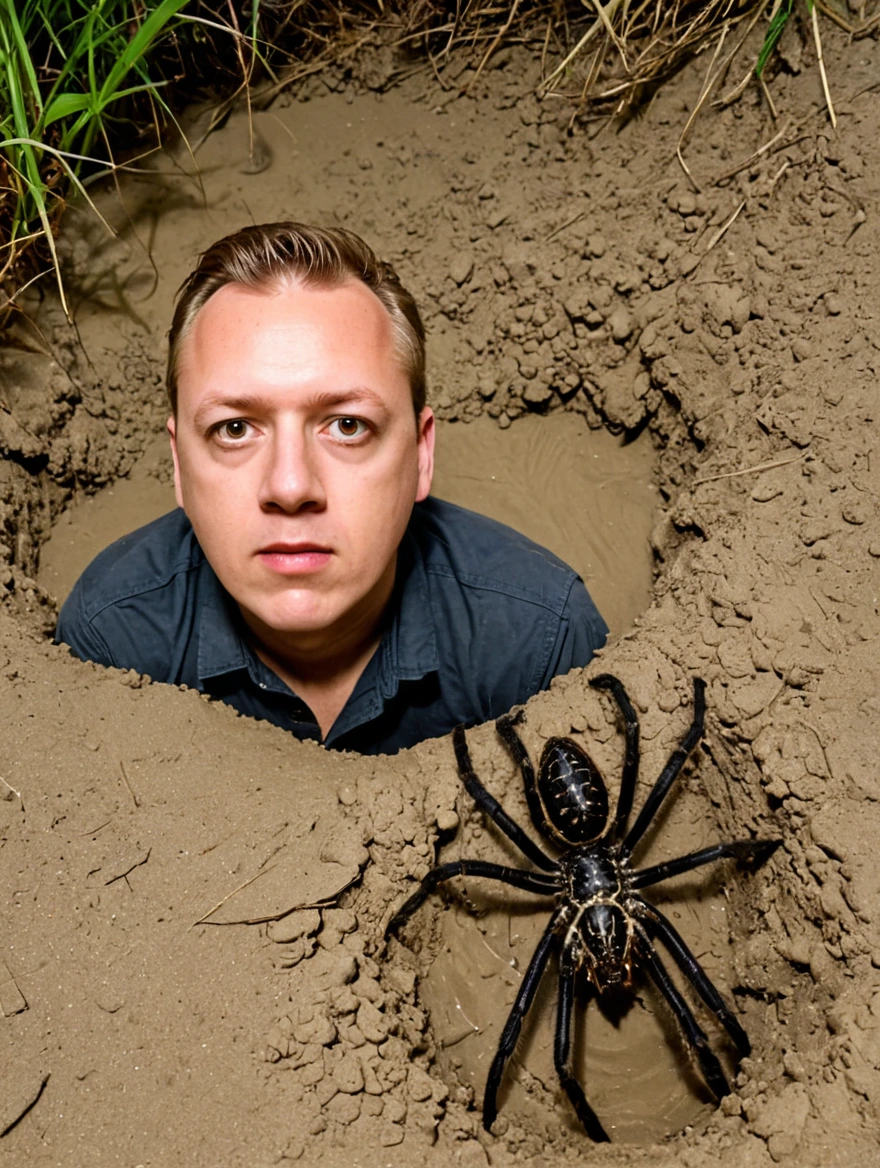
[3,25,880,1168]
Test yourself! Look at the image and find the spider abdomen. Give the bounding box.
[537,737,610,846]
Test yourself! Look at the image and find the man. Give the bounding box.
[57,223,607,754]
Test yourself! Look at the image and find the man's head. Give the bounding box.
[166,222,434,661]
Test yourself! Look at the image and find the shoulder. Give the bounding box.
[56,509,202,672]
[410,496,577,616]
[406,498,606,721]
[64,509,200,618]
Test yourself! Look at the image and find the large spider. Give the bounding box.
[387,674,780,1142]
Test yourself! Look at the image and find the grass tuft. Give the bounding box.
[0,0,194,318]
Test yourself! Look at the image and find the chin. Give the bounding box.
[256,599,343,636]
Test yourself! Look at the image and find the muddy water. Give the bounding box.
[39,412,657,636]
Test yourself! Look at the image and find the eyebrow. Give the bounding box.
[192,386,390,428]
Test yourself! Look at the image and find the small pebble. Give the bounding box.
[435,807,459,833]
[379,1124,404,1147]
[449,253,474,286]
[824,292,843,315]
[608,306,633,342]
[268,909,321,945]
[751,481,784,502]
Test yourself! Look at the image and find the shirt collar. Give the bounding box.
[194,558,294,694]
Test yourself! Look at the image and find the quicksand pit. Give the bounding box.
[3,29,880,1168]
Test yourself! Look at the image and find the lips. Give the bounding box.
[256,542,333,576]
[259,542,332,555]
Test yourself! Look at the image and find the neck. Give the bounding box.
[239,561,396,737]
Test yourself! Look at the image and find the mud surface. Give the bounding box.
[3,27,880,1168]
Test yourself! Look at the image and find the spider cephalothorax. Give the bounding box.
[387,674,780,1142]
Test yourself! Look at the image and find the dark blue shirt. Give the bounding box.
[56,498,607,755]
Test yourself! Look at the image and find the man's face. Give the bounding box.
[168,278,434,650]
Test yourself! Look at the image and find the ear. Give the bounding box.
[415,407,435,503]
[167,415,185,511]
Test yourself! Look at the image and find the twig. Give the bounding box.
[815,0,880,37]
[759,75,779,121]
[192,871,359,928]
[677,21,729,192]
[119,761,140,808]
[105,848,151,886]
[703,200,746,254]
[545,208,588,242]
[540,0,625,94]
[810,2,837,129]
[0,775,23,805]
[711,122,793,186]
[191,866,276,928]
[694,450,808,486]
[468,0,522,91]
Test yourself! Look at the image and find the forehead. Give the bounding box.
[176,278,407,403]
[189,277,395,349]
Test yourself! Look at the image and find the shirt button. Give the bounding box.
[258,682,267,690]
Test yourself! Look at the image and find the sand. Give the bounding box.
[2,26,880,1168]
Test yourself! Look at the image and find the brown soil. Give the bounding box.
[3,28,880,1168]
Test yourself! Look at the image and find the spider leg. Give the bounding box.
[635,921,731,1100]
[555,951,609,1142]
[454,724,558,873]
[483,910,561,1132]
[495,710,547,843]
[620,678,706,862]
[631,837,781,891]
[589,674,640,842]
[386,860,560,936]
[634,900,750,1058]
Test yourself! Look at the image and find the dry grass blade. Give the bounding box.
[540,0,625,94]
[809,1,836,128]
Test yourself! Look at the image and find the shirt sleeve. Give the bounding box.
[539,575,608,688]
[55,584,118,669]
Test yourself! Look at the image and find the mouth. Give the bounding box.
[256,542,333,575]
[259,542,332,555]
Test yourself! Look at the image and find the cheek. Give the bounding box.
[340,454,418,516]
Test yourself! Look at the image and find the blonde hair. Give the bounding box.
[166,222,426,415]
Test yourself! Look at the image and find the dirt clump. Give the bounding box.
[3,27,880,1168]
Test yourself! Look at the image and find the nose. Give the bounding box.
[258,427,326,514]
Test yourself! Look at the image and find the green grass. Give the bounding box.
[0,0,191,314]
[756,0,797,78]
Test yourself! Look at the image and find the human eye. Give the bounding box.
[211,418,253,445]
[326,416,371,443]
